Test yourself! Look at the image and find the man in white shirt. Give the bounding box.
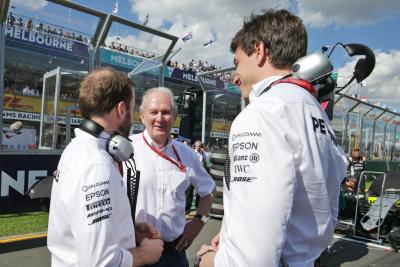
[197,9,347,267]
[127,87,215,267]
[47,67,164,267]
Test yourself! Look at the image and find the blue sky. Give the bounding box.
[9,0,400,110]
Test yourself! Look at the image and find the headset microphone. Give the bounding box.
[79,119,134,162]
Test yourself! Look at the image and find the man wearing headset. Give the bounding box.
[47,67,164,267]
[126,87,215,267]
[196,9,347,267]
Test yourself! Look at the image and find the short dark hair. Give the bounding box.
[79,67,134,119]
[230,9,307,69]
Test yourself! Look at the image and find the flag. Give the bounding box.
[203,39,215,48]
[112,1,119,15]
[143,14,149,26]
[182,32,192,42]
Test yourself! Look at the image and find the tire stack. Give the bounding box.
[209,148,228,219]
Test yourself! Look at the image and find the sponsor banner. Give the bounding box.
[100,48,144,70]
[5,26,88,59]
[0,153,60,213]
[2,110,82,125]
[169,69,225,89]
[211,119,231,133]
[3,93,81,116]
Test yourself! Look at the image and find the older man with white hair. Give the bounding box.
[126,87,215,267]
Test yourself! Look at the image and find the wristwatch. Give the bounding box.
[194,214,210,224]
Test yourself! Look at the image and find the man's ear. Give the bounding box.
[116,101,126,119]
[254,41,267,66]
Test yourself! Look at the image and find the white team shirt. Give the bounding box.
[215,76,347,267]
[48,128,135,267]
[127,130,215,242]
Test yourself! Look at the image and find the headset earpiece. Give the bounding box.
[107,134,134,162]
[79,119,133,162]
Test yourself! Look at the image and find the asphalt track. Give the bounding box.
[0,219,399,266]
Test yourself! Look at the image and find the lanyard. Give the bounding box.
[142,133,186,172]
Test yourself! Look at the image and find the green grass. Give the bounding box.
[0,212,48,237]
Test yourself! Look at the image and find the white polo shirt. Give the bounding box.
[48,128,135,267]
[128,130,215,242]
[215,77,347,267]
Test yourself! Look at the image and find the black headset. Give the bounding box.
[79,119,134,162]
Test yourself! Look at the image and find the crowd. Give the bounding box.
[107,41,157,59]
[6,12,89,44]
[167,59,235,83]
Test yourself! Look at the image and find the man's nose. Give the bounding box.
[155,112,163,121]
[233,74,241,86]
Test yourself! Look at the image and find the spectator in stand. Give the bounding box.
[77,34,83,42]
[7,12,15,26]
[35,23,44,32]
[58,28,63,36]
[45,25,51,33]
[71,32,76,40]
[64,31,69,39]
[16,16,23,27]
[26,19,33,31]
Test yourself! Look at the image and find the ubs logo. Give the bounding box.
[249,153,260,163]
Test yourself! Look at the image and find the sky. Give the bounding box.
[9,0,400,111]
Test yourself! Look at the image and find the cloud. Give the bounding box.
[298,0,400,27]
[11,0,47,11]
[338,50,400,106]
[128,0,291,67]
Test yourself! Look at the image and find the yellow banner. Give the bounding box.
[211,119,231,133]
[3,93,81,117]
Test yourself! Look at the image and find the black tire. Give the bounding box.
[210,149,228,165]
[215,179,223,187]
[210,168,224,180]
[210,207,224,216]
[214,196,223,205]
[210,164,225,171]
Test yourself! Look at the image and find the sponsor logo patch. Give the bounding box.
[82,180,110,192]
[249,153,260,163]
[85,189,110,201]
[86,198,111,211]
[231,176,257,183]
[89,213,112,225]
[232,132,262,141]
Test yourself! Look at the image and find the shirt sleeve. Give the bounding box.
[62,162,133,267]
[224,107,300,266]
[187,149,216,197]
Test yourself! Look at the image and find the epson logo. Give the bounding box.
[85,189,110,201]
[232,142,258,151]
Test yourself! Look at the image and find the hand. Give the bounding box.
[211,232,220,248]
[135,222,160,243]
[139,238,164,265]
[175,218,204,251]
[196,245,217,267]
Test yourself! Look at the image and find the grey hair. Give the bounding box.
[139,87,178,115]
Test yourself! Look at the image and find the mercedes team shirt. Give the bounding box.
[48,128,136,267]
[215,76,347,267]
